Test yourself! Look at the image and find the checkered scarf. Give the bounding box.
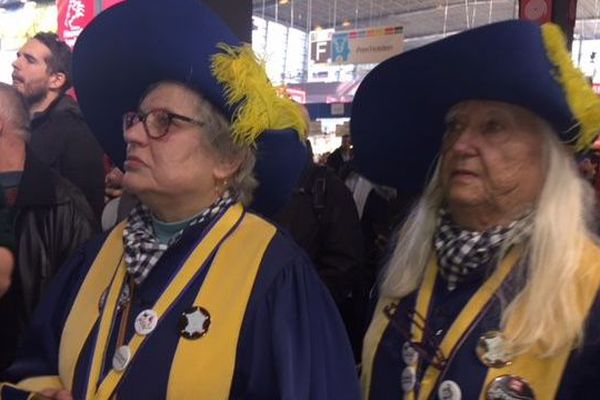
[123,193,235,286]
[433,208,531,291]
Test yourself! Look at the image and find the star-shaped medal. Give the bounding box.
[178,306,211,339]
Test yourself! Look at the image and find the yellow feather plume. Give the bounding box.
[542,23,600,151]
[211,44,308,146]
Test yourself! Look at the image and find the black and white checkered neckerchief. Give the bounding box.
[433,208,531,291]
[122,193,235,286]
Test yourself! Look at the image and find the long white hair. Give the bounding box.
[380,129,597,357]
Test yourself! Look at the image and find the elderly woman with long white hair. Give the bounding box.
[353,21,600,399]
[0,0,360,399]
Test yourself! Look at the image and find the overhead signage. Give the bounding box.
[309,28,334,64]
[331,25,403,65]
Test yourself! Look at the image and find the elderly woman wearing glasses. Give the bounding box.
[354,21,600,400]
[0,1,360,399]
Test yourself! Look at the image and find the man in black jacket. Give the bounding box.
[12,32,104,217]
[0,83,97,372]
[275,144,365,359]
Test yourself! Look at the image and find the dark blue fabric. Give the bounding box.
[351,20,577,192]
[0,385,29,400]
[2,214,360,400]
[251,129,308,217]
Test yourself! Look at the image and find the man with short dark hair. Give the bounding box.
[0,83,97,372]
[12,32,104,217]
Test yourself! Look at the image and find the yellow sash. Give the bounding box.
[363,239,600,400]
[478,238,600,399]
[53,204,242,399]
[59,220,128,391]
[4,206,277,400]
[90,204,245,400]
[413,248,522,400]
[362,248,522,399]
[166,213,276,399]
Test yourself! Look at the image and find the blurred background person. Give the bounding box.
[12,32,104,218]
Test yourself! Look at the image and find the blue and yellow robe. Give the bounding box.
[1,204,360,399]
[362,240,600,399]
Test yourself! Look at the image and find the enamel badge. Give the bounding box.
[486,375,535,400]
[178,306,211,340]
[476,331,512,368]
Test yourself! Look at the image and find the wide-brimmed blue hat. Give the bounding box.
[351,20,600,192]
[72,0,307,215]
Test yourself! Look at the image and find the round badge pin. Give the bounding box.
[486,375,535,400]
[402,341,418,366]
[476,331,512,368]
[438,380,462,400]
[178,306,211,340]
[400,366,416,392]
[112,345,131,372]
[135,309,158,336]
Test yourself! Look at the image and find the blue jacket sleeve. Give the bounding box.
[232,232,361,399]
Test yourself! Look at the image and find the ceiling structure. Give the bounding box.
[253,0,600,51]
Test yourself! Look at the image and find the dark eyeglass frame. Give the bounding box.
[122,108,205,139]
[383,302,447,370]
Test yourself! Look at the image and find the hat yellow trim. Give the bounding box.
[541,23,600,151]
[211,44,307,146]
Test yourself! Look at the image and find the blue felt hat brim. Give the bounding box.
[251,129,308,217]
[351,20,576,192]
[72,0,241,168]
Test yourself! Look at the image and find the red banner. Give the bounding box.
[102,0,125,10]
[56,0,95,47]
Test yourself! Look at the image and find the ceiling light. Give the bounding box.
[342,20,351,27]
[279,0,289,4]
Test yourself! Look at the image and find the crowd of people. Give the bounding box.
[1,0,600,398]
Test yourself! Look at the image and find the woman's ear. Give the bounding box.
[213,155,242,181]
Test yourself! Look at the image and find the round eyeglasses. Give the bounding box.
[123,109,205,139]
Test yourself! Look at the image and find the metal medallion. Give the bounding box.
[178,306,211,340]
[401,366,416,392]
[486,375,535,400]
[402,341,418,366]
[112,345,131,372]
[135,309,158,336]
[438,380,462,400]
[476,331,512,368]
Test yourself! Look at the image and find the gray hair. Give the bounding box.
[143,81,257,206]
[194,92,257,206]
[0,82,30,141]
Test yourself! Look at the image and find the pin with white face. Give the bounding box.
[401,366,416,392]
[112,345,131,372]
[438,380,462,400]
[134,309,158,336]
[402,341,418,366]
